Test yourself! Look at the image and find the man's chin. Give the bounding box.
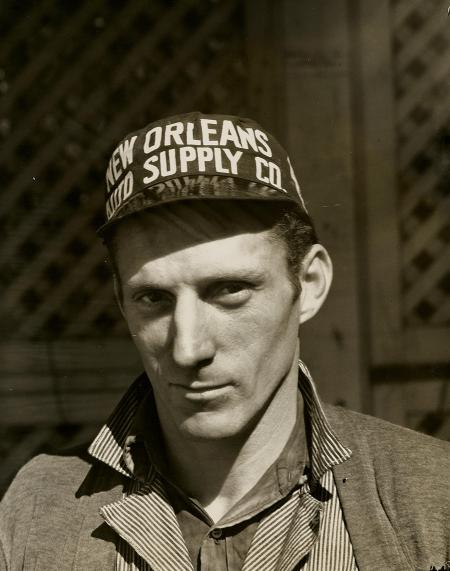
[177,411,245,442]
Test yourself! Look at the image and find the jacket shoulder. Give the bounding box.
[325,404,449,465]
[2,443,124,504]
[8,445,94,494]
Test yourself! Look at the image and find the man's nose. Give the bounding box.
[171,293,215,368]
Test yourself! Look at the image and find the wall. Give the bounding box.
[1,0,448,495]
[283,0,367,411]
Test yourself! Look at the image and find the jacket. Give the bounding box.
[1,405,449,571]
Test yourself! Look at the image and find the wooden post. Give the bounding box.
[282,0,368,411]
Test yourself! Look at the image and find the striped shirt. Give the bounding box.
[89,361,358,570]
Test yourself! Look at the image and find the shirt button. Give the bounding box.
[210,528,223,540]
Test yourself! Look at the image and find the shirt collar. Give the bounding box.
[88,360,351,484]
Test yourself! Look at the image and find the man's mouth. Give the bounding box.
[171,382,232,400]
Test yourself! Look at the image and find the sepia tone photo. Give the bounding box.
[0,1,449,569]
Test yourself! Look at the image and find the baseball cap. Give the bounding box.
[98,111,307,235]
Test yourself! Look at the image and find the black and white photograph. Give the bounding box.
[0,1,449,569]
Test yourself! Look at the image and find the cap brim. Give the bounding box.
[97,176,303,237]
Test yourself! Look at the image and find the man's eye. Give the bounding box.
[212,282,251,304]
[136,290,172,308]
[218,283,246,295]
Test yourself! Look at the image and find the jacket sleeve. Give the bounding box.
[374,425,450,566]
[1,451,123,570]
[0,456,43,571]
[0,536,8,571]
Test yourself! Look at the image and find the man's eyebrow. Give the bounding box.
[198,269,267,283]
[127,269,267,290]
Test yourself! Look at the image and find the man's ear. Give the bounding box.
[298,244,333,324]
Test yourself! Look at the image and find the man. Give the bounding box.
[0,112,448,570]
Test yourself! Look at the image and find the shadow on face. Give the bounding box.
[109,199,291,265]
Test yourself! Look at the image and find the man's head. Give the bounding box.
[99,113,333,442]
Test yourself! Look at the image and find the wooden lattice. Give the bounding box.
[392,0,450,325]
[0,0,250,341]
[0,0,285,491]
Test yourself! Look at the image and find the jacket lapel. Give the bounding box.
[326,407,411,570]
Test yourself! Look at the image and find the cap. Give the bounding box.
[99,111,307,235]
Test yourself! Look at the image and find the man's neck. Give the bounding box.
[159,377,301,523]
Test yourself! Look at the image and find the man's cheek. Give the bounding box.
[224,305,272,336]
[131,315,170,345]
[231,309,289,346]
[130,333,162,373]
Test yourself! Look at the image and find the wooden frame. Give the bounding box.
[355,0,449,366]
[0,340,141,425]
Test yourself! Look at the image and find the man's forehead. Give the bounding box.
[125,233,275,282]
[110,199,285,271]
[114,199,282,246]
[112,202,285,283]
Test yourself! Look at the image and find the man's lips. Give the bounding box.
[171,381,230,391]
[170,381,232,400]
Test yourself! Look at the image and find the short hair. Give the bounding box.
[269,204,318,295]
[102,190,318,302]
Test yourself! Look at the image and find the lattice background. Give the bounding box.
[0,0,253,342]
[2,0,449,497]
[392,0,450,326]
[0,0,274,496]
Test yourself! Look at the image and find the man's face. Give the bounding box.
[114,202,302,442]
